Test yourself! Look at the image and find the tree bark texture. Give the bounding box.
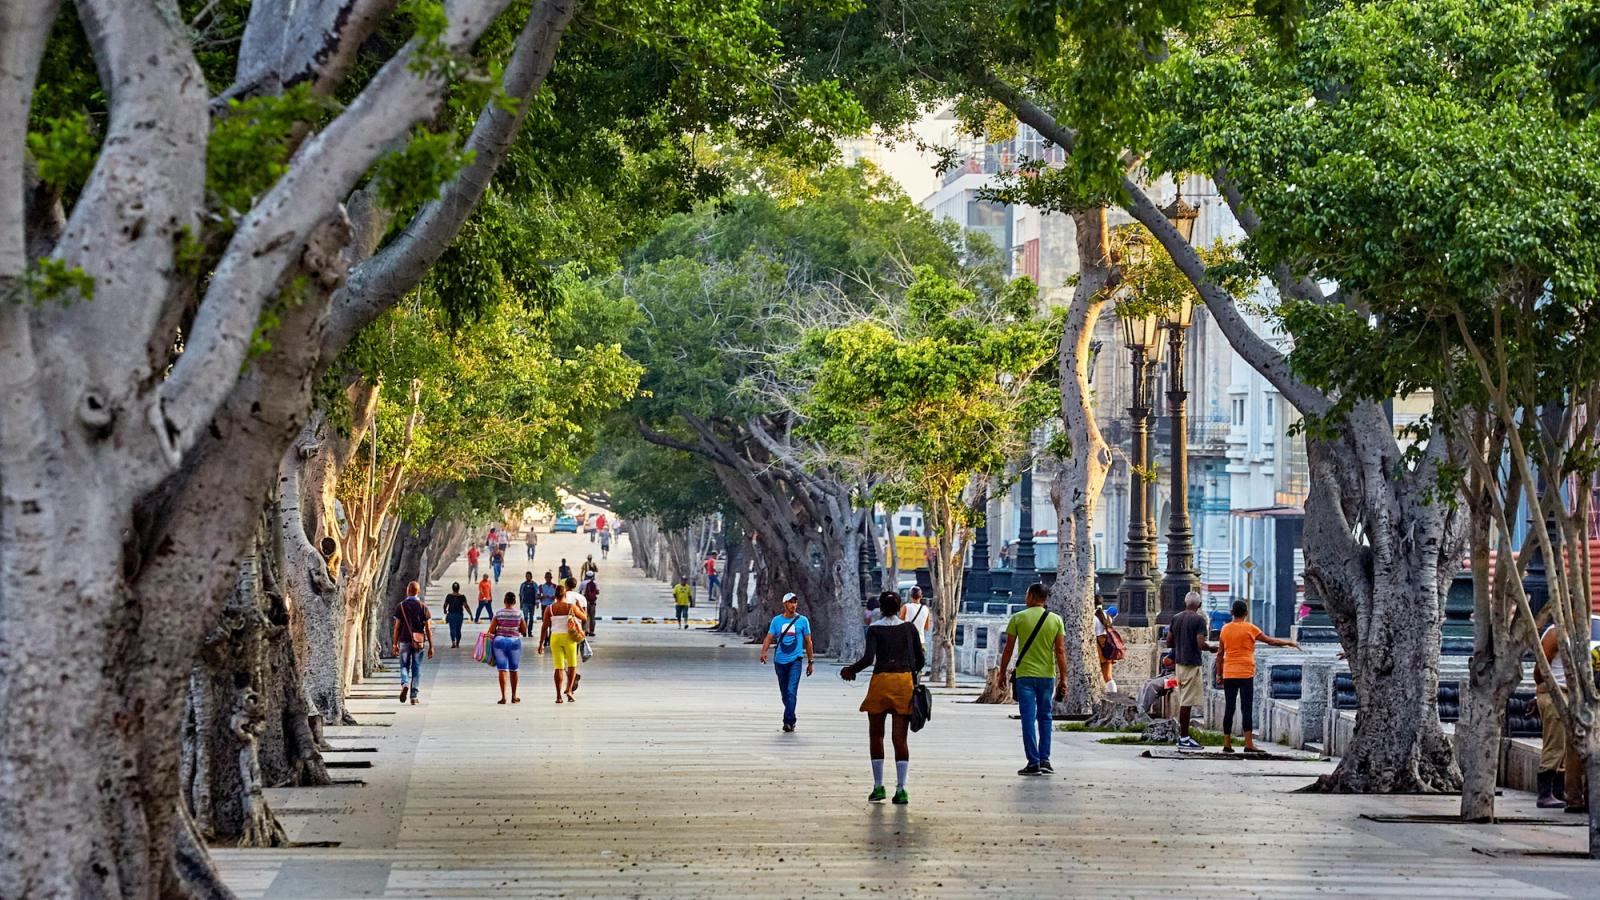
[1047,208,1115,715]
[0,1,579,892]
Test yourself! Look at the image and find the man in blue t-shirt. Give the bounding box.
[759,592,814,732]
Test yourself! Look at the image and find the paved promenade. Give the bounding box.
[215,532,1596,898]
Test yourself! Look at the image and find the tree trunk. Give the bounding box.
[1303,413,1463,793]
[1049,207,1115,715]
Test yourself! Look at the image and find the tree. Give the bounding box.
[794,268,1057,686]
[0,0,866,893]
[769,0,1477,794]
[620,163,999,658]
[1239,0,1600,842]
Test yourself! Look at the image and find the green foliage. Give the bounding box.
[371,129,476,219]
[208,86,341,222]
[793,266,1059,530]
[7,258,96,306]
[26,112,98,196]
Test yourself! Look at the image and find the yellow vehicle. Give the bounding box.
[885,533,934,568]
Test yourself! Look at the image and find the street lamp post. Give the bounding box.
[1117,311,1163,628]
[1157,294,1201,624]
[1014,457,1037,582]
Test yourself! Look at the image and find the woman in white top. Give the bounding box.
[899,586,933,674]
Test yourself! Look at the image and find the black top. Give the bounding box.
[443,593,469,617]
[844,620,927,676]
[1168,609,1208,667]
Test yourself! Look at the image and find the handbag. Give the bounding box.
[580,639,594,662]
[909,672,933,732]
[472,631,489,662]
[561,602,586,641]
[1009,608,1054,685]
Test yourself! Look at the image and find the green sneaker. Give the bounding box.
[891,788,908,805]
[867,785,887,802]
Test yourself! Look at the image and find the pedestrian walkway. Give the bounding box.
[214,531,1597,898]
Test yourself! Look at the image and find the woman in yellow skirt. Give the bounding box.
[538,584,588,704]
[841,591,926,804]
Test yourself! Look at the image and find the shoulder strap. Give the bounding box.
[1013,609,1052,673]
[778,617,798,641]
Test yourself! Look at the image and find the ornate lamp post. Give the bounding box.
[1014,454,1037,582]
[1117,309,1164,628]
[1157,292,1201,624]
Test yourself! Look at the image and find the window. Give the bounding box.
[1265,399,1275,428]
[955,627,965,647]
[975,627,989,649]
[1233,398,1246,426]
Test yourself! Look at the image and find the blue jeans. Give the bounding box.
[493,635,522,671]
[474,600,492,623]
[491,560,503,582]
[1015,677,1055,765]
[446,614,464,643]
[521,602,537,631]
[774,658,803,726]
[398,642,424,700]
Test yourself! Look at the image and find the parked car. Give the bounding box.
[551,515,578,533]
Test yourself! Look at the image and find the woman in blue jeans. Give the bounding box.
[490,593,527,704]
[996,583,1068,775]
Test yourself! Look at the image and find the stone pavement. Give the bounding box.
[214,531,1598,898]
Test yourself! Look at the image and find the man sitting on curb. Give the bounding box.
[1166,591,1216,752]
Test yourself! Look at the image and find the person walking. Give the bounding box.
[1166,591,1217,751]
[490,592,527,704]
[490,543,505,583]
[475,574,494,623]
[899,585,934,673]
[579,571,600,637]
[598,527,612,559]
[841,591,925,804]
[995,583,1067,775]
[758,592,814,732]
[704,553,720,596]
[1535,612,1571,808]
[466,544,481,583]
[525,527,538,561]
[538,571,559,608]
[558,558,573,582]
[1215,599,1300,753]
[580,554,598,579]
[391,582,434,705]
[672,577,692,629]
[518,571,540,631]
[1094,602,1120,692]
[443,582,470,648]
[538,584,588,703]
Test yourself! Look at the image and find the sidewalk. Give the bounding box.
[210,534,1597,898]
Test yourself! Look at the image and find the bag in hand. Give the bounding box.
[1099,626,1127,662]
[909,675,933,732]
[472,632,489,662]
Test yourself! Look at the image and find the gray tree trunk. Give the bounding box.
[1048,208,1115,715]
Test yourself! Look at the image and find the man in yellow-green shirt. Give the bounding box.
[996,583,1068,776]
[672,577,692,629]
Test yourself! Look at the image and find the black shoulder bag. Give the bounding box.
[1009,610,1053,686]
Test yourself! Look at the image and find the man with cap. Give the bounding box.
[1166,590,1217,751]
[759,592,814,732]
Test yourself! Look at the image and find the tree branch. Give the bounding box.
[322,0,580,357]
[152,0,515,469]
[0,0,58,281]
[226,0,399,105]
[973,69,1332,418]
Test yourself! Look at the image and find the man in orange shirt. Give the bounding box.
[466,544,481,582]
[1215,599,1300,753]
[474,575,494,623]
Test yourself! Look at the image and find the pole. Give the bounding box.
[1158,321,1201,624]
[1118,345,1156,628]
[1014,456,1037,581]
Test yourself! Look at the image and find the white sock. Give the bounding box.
[896,760,909,789]
[871,758,884,787]
[1106,679,1118,693]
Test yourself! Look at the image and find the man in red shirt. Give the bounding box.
[466,544,481,582]
[704,553,720,596]
[391,582,434,705]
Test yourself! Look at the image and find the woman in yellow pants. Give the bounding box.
[539,584,588,703]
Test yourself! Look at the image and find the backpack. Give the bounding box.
[1100,624,1127,662]
[583,580,599,603]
